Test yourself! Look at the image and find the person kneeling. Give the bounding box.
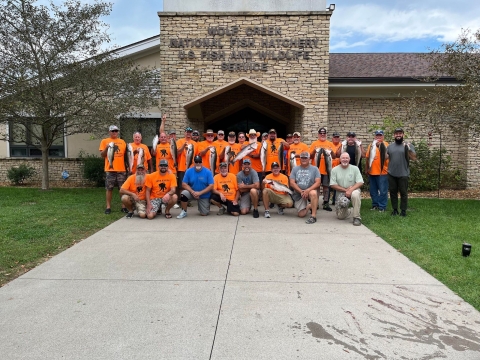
[145,159,178,219]
[210,162,240,216]
[262,162,293,218]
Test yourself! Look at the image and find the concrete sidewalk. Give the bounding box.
[1,207,480,359]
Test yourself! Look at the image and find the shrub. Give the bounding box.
[79,151,105,187]
[7,164,36,185]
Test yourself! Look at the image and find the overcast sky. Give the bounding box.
[99,0,480,52]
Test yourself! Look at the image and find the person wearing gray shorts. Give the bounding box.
[236,158,260,218]
[177,155,214,218]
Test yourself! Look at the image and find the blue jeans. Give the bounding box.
[369,174,388,210]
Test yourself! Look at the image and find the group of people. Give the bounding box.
[99,115,416,225]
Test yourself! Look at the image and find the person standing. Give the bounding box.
[177,155,214,218]
[365,130,389,212]
[264,129,286,174]
[211,162,240,216]
[99,125,128,214]
[286,132,309,176]
[330,153,364,226]
[153,132,176,173]
[145,159,178,219]
[120,164,148,219]
[191,130,200,142]
[213,130,227,173]
[130,131,152,173]
[224,131,242,175]
[237,158,260,218]
[387,128,417,217]
[197,129,219,174]
[290,152,321,224]
[175,126,197,200]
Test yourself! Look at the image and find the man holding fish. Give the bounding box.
[175,126,197,201]
[286,132,309,176]
[99,125,128,215]
[128,132,152,174]
[197,129,219,175]
[365,130,389,212]
[262,162,294,218]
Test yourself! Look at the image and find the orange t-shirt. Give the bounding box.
[145,172,177,199]
[121,174,147,201]
[130,143,151,173]
[155,142,176,173]
[244,141,262,173]
[331,142,342,168]
[366,141,389,175]
[197,140,220,172]
[99,137,127,172]
[265,138,285,172]
[286,142,309,174]
[213,139,227,173]
[225,143,242,175]
[265,172,290,194]
[309,140,334,175]
[213,173,238,201]
[176,138,197,172]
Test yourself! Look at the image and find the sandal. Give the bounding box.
[165,213,172,219]
[305,216,317,224]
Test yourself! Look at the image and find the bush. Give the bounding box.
[7,164,36,185]
[79,151,105,187]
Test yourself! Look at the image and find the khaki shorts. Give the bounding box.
[264,188,293,207]
[121,195,146,215]
[105,172,127,190]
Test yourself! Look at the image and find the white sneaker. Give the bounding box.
[173,203,180,209]
[264,210,270,218]
[177,210,187,219]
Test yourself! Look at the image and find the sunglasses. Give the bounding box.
[159,164,168,167]
[110,130,119,132]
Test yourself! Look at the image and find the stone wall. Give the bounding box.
[159,12,331,142]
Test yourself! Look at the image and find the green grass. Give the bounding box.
[361,198,480,311]
[0,187,124,286]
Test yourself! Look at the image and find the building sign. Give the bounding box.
[169,25,319,72]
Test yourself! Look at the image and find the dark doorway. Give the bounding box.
[208,107,287,138]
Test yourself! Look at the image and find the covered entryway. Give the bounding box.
[184,78,305,138]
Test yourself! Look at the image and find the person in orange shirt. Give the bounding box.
[191,130,200,142]
[120,164,148,219]
[224,131,242,175]
[329,131,343,205]
[153,132,176,173]
[243,129,263,181]
[309,127,337,211]
[129,132,152,174]
[286,131,309,175]
[213,130,226,173]
[365,130,389,212]
[264,129,287,174]
[211,162,240,216]
[197,129,218,174]
[262,162,293,218]
[99,125,128,215]
[175,126,197,200]
[145,159,178,219]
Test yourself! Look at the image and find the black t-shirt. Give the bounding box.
[346,144,362,173]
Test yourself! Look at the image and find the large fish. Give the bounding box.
[355,140,362,168]
[107,142,115,169]
[265,179,293,195]
[260,141,267,172]
[379,142,387,171]
[152,135,159,156]
[404,142,410,165]
[209,146,217,174]
[367,140,377,173]
[277,142,284,170]
[323,148,332,179]
[233,142,257,162]
[289,151,296,174]
[137,147,144,167]
[314,148,322,168]
[170,137,178,168]
[341,140,347,154]
[127,143,134,172]
[185,143,194,169]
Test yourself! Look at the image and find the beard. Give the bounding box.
[135,174,146,186]
[395,136,404,144]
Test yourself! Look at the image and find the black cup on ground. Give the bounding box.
[462,243,472,257]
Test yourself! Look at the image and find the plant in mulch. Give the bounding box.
[7,164,36,185]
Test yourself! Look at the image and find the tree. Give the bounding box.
[0,0,160,189]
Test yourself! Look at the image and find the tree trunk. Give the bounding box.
[41,144,50,190]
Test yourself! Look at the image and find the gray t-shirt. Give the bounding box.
[330,165,364,188]
[237,169,259,194]
[290,165,321,190]
[387,142,416,177]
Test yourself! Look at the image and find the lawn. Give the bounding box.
[360,198,480,311]
[0,187,124,286]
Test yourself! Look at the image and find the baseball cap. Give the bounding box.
[332,131,340,137]
[375,130,384,135]
[286,133,293,138]
[192,130,199,136]
[169,129,176,135]
[318,127,327,134]
[136,163,145,169]
[300,151,310,158]
[268,128,276,133]
[219,162,228,167]
[159,159,168,166]
[194,155,202,163]
[228,131,236,136]
[347,131,356,137]
[293,131,301,137]
[271,162,280,168]
[394,128,404,133]
[109,125,119,131]
[262,132,268,137]
[185,126,193,132]
[243,158,251,164]
[217,130,225,135]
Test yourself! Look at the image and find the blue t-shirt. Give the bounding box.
[183,166,214,199]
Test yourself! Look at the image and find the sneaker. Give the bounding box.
[323,202,332,211]
[264,210,270,218]
[217,207,226,215]
[125,212,134,219]
[277,205,284,215]
[104,208,111,214]
[353,218,361,226]
[173,203,180,209]
[378,209,385,213]
[400,210,407,217]
[391,209,399,216]
[370,206,379,211]
[177,210,187,219]
[305,216,317,224]
[253,209,259,218]
[121,208,129,214]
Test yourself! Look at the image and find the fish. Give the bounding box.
[170,137,178,168]
[289,151,296,173]
[404,142,410,165]
[185,143,194,169]
[355,140,362,168]
[209,146,217,174]
[152,135,159,156]
[137,147,144,167]
[341,140,347,154]
[323,148,332,179]
[107,142,115,169]
[277,142,284,169]
[265,179,293,195]
[127,143,134,172]
[260,141,267,172]
[314,147,322,168]
[367,140,377,173]
[379,142,387,171]
[233,142,257,162]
